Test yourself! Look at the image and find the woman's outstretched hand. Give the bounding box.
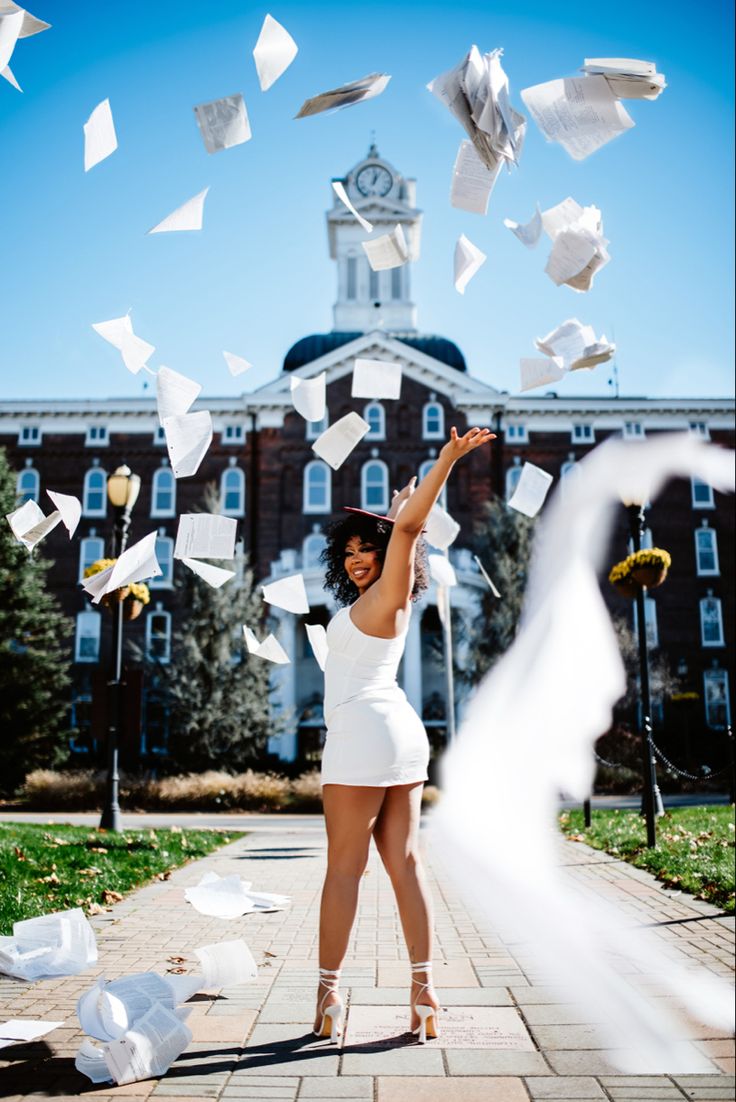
[440,426,496,463]
[387,476,417,520]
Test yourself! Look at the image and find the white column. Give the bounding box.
[403,608,423,714]
[267,613,299,762]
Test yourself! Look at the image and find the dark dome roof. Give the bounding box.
[283,332,466,373]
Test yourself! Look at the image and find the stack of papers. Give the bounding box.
[429,45,526,173]
[582,57,666,101]
[362,224,409,271]
[505,197,610,293]
[174,514,237,587]
[295,72,390,118]
[184,873,290,918]
[0,908,97,981]
[91,313,155,375]
[253,14,298,92]
[521,75,634,161]
[81,531,162,604]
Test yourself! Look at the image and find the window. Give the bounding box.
[422,402,444,440]
[16,466,39,503]
[306,412,329,441]
[695,526,719,576]
[633,596,659,649]
[689,421,709,439]
[79,535,105,581]
[75,611,101,663]
[506,423,528,444]
[391,267,402,300]
[419,458,446,508]
[703,668,731,728]
[85,425,109,446]
[691,478,714,509]
[361,460,389,513]
[222,423,245,445]
[153,424,166,445]
[18,425,41,446]
[220,466,245,517]
[83,468,107,517]
[369,267,380,301]
[146,605,171,663]
[700,595,724,647]
[505,459,522,501]
[304,460,331,514]
[364,402,385,441]
[623,421,644,439]
[303,531,327,569]
[571,424,595,443]
[150,535,174,588]
[346,255,357,300]
[151,467,176,518]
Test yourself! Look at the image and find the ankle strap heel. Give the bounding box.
[411,961,439,1044]
[315,967,343,1043]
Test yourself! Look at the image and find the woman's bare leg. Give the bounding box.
[316,784,386,1030]
[372,783,439,1030]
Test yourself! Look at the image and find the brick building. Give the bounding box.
[1,146,734,769]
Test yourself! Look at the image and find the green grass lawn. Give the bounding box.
[559,805,735,914]
[0,822,243,931]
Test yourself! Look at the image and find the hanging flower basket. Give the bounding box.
[123,596,145,621]
[83,560,151,613]
[628,548,671,590]
[608,559,637,600]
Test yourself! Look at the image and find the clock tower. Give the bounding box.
[327,143,422,333]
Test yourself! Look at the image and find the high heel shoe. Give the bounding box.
[411,960,440,1043]
[313,967,343,1043]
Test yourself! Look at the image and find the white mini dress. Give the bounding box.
[320,605,430,787]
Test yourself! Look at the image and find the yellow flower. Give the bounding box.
[128,582,151,605]
[83,557,116,578]
[608,559,632,584]
[629,547,672,570]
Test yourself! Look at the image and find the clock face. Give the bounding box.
[355,164,393,197]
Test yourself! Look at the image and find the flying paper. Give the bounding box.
[262,572,310,615]
[582,57,666,101]
[181,558,235,588]
[507,461,553,517]
[351,358,402,399]
[194,94,250,154]
[450,139,502,215]
[185,872,290,918]
[174,514,237,561]
[91,314,155,375]
[521,75,634,161]
[83,99,118,172]
[0,1019,64,1049]
[82,531,162,604]
[295,72,390,118]
[305,623,328,671]
[507,198,610,291]
[519,357,565,392]
[223,350,252,377]
[312,412,369,470]
[5,498,61,551]
[428,553,457,587]
[424,503,461,550]
[243,625,290,664]
[362,223,408,271]
[0,2,50,90]
[331,180,373,232]
[290,372,326,422]
[156,366,201,426]
[503,204,542,247]
[148,187,209,234]
[163,410,213,478]
[473,553,501,598]
[0,908,97,981]
[535,319,615,372]
[46,490,81,537]
[454,233,486,294]
[253,14,298,92]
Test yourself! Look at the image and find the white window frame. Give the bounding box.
[628,528,654,554]
[505,460,522,501]
[571,424,595,444]
[695,526,719,576]
[85,425,109,447]
[506,423,528,444]
[16,467,40,503]
[633,596,659,649]
[75,610,101,663]
[150,535,174,589]
[419,458,446,508]
[303,460,331,514]
[623,421,645,439]
[306,412,329,442]
[222,423,245,445]
[691,477,714,509]
[220,466,245,517]
[361,459,389,514]
[78,536,105,582]
[689,421,710,440]
[146,606,172,664]
[18,425,41,446]
[364,402,386,441]
[151,466,176,518]
[303,532,327,570]
[153,424,167,445]
[703,668,731,728]
[83,468,107,518]
[700,596,724,647]
[422,402,444,440]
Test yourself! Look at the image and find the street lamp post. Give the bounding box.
[99,465,141,833]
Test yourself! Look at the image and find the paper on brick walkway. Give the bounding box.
[184,872,290,918]
[0,908,97,981]
[0,1019,64,1049]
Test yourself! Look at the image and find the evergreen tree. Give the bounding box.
[465,495,534,683]
[0,448,73,794]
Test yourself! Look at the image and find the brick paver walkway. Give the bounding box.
[0,815,733,1102]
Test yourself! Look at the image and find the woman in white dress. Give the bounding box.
[313,426,494,1043]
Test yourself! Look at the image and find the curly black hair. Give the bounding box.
[320,513,430,607]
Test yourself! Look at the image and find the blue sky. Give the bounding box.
[0,0,733,402]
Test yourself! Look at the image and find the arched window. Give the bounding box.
[16,466,39,503]
[146,605,171,663]
[220,466,245,517]
[419,458,446,508]
[364,402,385,441]
[303,460,331,514]
[79,535,105,582]
[83,468,107,517]
[75,610,101,663]
[306,411,329,442]
[422,402,444,440]
[151,466,176,518]
[505,458,522,501]
[361,460,389,513]
[303,531,327,569]
[150,535,174,588]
